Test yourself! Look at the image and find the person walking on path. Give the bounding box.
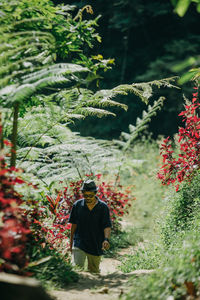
[69,179,111,273]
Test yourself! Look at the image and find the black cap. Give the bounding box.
[80,180,98,192]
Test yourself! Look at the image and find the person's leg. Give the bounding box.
[86,253,101,273]
[72,247,86,269]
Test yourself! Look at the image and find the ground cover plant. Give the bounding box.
[125,217,200,300]
[117,138,166,272]
[26,241,79,289]
[161,170,200,246]
[119,137,167,241]
[125,87,200,299]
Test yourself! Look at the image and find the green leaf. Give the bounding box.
[197,3,200,12]
[27,256,52,268]
[174,0,191,17]
[172,57,196,72]
[178,70,197,85]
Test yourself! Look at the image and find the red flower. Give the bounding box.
[157,88,200,191]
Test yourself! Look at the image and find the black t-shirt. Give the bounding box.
[68,198,112,256]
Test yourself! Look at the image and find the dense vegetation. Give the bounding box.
[1,0,200,299]
[121,89,200,299]
[54,0,200,139]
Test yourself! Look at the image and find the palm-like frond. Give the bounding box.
[115,96,166,151]
[113,76,178,104]
[16,124,121,185]
[0,64,90,107]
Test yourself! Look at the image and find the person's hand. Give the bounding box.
[102,240,110,250]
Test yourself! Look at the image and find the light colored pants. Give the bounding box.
[72,247,101,273]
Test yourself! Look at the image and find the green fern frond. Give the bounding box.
[21,64,89,84]
[118,96,166,150]
[76,107,116,118]
[14,118,121,184]
[113,76,178,104]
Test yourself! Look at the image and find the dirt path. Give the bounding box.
[50,247,153,300]
[50,221,153,300]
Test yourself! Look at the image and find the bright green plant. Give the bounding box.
[161,171,200,246]
[0,0,115,167]
[171,0,200,17]
[170,0,200,84]
[26,242,78,288]
[120,245,161,273]
[126,214,200,300]
[116,96,166,150]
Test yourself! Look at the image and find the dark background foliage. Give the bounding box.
[53,0,200,139]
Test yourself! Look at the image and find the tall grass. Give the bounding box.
[120,138,167,242]
[121,140,200,299]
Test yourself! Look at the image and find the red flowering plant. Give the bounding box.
[61,174,132,231]
[157,88,200,191]
[36,174,132,254]
[30,192,72,256]
[0,141,31,274]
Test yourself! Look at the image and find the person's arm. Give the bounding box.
[102,227,111,250]
[70,223,77,252]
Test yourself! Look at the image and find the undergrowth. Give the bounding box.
[125,215,200,300]
[104,230,131,258]
[27,241,78,289]
[123,139,200,299]
[119,241,162,272]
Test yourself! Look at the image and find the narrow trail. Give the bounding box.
[50,221,154,300]
[50,247,153,300]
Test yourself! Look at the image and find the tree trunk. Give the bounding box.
[10,102,19,167]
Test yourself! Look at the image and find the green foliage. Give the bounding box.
[0,64,89,106]
[170,0,200,84]
[26,242,78,289]
[161,171,200,246]
[116,139,167,273]
[116,96,166,150]
[2,77,174,185]
[125,217,200,300]
[120,243,161,273]
[171,0,200,16]
[123,146,200,299]
[12,117,121,185]
[104,231,131,258]
[67,0,200,138]
[118,138,167,240]
[0,0,55,88]
[0,0,103,75]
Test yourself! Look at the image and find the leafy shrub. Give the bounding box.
[161,171,200,245]
[126,217,200,300]
[26,241,78,289]
[0,141,78,288]
[0,141,31,274]
[157,88,200,191]
[104,231,131,258]
[61,174,133,230]
[120,242,162,273]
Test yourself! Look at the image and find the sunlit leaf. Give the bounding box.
[174,0,191,16]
